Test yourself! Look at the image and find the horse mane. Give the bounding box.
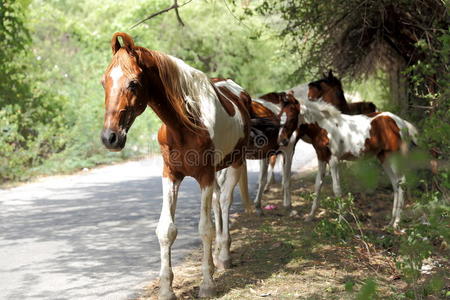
[109,32,213,131]
[299,98,342,123]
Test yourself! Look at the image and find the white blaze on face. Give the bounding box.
[105,66,124,128]
[280,112,287,126]
[109,66,124,96]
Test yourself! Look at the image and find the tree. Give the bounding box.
[0,0,31,106]
[257,0,449,114]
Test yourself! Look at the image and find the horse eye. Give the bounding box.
[128,80,138,90]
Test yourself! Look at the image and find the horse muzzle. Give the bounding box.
[101,128,127,151]
[278,138,289,147]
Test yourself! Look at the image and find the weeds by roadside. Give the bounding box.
[139,169,449,300]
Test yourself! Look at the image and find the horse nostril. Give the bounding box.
[108,132,117,145]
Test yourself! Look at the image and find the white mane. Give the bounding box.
[286,83,309,101]
[167,55,217,124]
[298,98,342,124]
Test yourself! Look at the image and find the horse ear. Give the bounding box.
[111,32,136,55]
[328,69,333,78]
[280,92,288,103]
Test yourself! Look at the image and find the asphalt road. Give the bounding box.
[0,142,316,300]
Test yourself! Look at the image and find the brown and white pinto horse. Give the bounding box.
[264,72,377,194]
[307,70,377,115]
[249,91,300,213]
[211,79,301,213]
[101,32,251,299]
[296,98,418,228]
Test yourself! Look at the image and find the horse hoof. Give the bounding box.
[244,207,253,214]
[199,284,217,298]
[289,210,299,217]
[158,290,177,300]
[284,204,292,210]
[304,215,313,222]
[215,258,232,271]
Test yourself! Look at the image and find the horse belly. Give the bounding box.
[210,108,245,166]
[330,116,372,158]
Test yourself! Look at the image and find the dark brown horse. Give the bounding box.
[307,70,377,115]
[212,78,301,213]
[101,32,252,299]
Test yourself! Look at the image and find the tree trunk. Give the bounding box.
[388,58,408,115]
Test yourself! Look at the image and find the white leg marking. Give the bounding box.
[382,160,405,228]
[156,177,181,300]
[212,180,222,265]
[215,166,241,270]
[306,160,327,221]
[254,159,269,215]
[281,144,295,209]
[199,184,216,297]
[264,160,275,192]
[329,156,342,197]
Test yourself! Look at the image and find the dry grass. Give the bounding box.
[138,171,448,300]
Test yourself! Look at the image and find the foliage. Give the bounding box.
[314,193,363,243]
[0,0,68,181]
[394,188,449,299]
[0,0,297,183]
[356,278,378,300]
[256,0,448,79]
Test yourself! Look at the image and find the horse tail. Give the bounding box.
[238,161,253,214]
[405,120,418,145]
[400,120,418,155]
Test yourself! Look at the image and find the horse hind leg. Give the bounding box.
[156,176,181,300]
[382,160,404,228]
[215,165,242,270]
[238,161,252,213]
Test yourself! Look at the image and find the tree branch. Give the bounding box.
[130,0,193,29]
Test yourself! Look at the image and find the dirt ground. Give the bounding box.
[139,170,449,300]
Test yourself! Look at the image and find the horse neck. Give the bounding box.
[143,70,192,135]
[324,89,349,113]
[301,101,340,129]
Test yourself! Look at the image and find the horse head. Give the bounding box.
[100,32,149,151]
[277,91,300,147]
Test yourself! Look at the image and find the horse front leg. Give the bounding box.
[264,154,277,192]
[156,175,181,300]
[305,160,327,221]
[198,180,216,297]
[282,143,295,210]
[254,159,269,216]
